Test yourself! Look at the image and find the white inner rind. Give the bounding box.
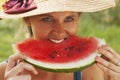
[26,38,106,69]
[26,52,98,69]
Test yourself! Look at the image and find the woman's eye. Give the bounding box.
[65,16,74,22]
[41,17,53,22]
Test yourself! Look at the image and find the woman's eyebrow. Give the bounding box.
[39,14,53,17]
[66,15,77,18]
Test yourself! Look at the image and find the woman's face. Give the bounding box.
[24,12,80,43]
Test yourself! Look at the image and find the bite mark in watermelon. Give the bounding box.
[16,36,106,72]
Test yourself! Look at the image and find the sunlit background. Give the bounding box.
[0,0,120,62]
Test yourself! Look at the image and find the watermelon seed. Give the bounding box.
[49,51,59,59]
[65,46,75,51]
[76,48,82,52]
[67,52,74,57]
[64,46,75,57]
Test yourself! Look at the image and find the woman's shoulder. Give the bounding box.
[0,61,7,80]
[0,61,7,68]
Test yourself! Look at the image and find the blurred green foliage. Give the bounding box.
[0,19,22,61]
[78,13,120,53]
[88,0,120,25]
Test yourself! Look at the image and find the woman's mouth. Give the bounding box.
[50,39,64,43]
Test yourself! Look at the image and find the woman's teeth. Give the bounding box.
[50,39,64,43]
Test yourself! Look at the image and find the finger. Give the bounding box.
[96,56,120,73]
[7,74,31,80]
[5,62,38,79]
[28,0,33,4]
[98,46,119,65]
[6,54,26,72]
[102,45,120,59]
[96,62,116,76]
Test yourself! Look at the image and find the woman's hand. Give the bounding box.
[96,45,120,80]
[4,54,38,80]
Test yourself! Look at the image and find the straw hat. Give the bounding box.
[0,0,116,18]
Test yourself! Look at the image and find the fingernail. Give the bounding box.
[98,47,100,51]
[95,56,100,61]
[102,45,106,48]
[98,47,102,50]
[101,45,104,47]
[34,71,38,75]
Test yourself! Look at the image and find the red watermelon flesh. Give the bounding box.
[17,36,98,63]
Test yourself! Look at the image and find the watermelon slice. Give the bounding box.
[16,36,106,72]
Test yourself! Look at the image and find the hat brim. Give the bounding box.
[0,0,116,18]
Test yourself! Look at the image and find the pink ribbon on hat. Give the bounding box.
[2,0,37,14]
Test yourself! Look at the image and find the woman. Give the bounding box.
[0,0,119,80]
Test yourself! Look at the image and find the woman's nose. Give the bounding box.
[50,23,68,39]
